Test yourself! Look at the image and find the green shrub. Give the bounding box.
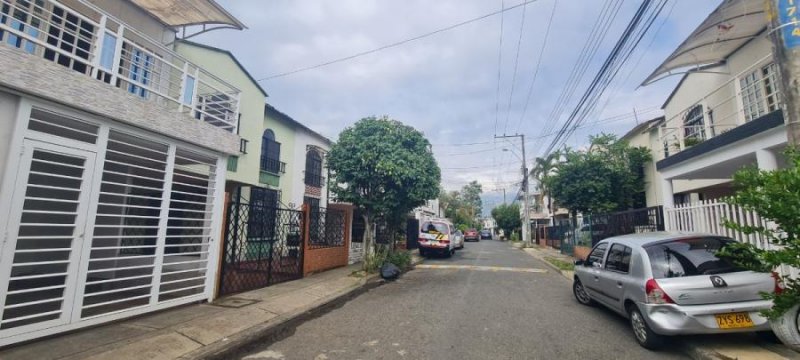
[510,231,520,242]
[364,246,388,273]
[717,149,800,319]
[386,250,412,271]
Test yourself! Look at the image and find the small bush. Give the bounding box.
[364,247,388,273]
[544,256,574,271]
[510,231,520,242]
[386,250,412,271]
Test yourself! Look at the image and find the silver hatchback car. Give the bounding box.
[572,232,777,349]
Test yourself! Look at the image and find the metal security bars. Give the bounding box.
[219,196,304,296]
[0,0,240,132]
[308,207,346,249]
[0,105,222,346]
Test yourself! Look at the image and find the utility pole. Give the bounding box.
[496,134,531,246]
[768,0,800,145]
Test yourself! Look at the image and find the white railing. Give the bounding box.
[665,199,773,250]
[0,0,240,132]
[659,54,782,158]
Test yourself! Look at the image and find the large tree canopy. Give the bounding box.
[327,116,440,263]
[439,181,483,230]
[547,134,651,217]
[491,203,520,237]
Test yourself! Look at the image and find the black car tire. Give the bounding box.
[628,305,665,350]
[444,248,453,258]
[419,248,427,258]
[572,279,594,306]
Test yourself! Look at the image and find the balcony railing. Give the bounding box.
[304,173,325,188]
[260,158,286,175]
[0,0,240,132]
[659,54,783,158]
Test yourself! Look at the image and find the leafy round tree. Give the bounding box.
[327,116,440,267]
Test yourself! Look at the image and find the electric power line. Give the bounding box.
[501,0,529,135]
[513,0,558,135]
[256,0,541,81]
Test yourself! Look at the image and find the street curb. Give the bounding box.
[680,343,736,360]
[180,275,385,360]
[519,248,572,280]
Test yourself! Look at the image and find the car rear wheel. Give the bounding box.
[572,279,594,306]
[419,248,427,258]
[770,304,800,351]
[628,306,664,350]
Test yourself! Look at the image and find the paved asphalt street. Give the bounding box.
[240,240,688,360]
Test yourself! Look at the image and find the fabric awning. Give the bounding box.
[130,0,245,30]
[642,0,766,85]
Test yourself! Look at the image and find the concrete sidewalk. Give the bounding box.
[0,264,376,360]
[520,245,798,360]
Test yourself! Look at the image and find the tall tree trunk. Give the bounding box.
[362,212,374,271]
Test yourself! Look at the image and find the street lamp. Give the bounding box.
[497,135,531,246]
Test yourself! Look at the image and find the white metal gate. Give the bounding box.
[0,105,221,345]
[0,140,96,334]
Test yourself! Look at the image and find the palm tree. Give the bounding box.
[531,151,563,223]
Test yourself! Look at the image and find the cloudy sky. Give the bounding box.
[194,0,719,214]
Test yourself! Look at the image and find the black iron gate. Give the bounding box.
[219,195,305,296]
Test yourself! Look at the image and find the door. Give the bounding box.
[600,243,633,314]
[582,243,609,303]
[0,140,95,335]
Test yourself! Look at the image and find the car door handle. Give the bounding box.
[616,282,623,287]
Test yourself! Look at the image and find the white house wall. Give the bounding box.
[0,93,19,192]
[291,130,330,207]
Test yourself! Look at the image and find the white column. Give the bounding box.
[661,178,674,208]
[756,149,779,171]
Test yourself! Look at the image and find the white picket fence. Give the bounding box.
[665,200,773,250]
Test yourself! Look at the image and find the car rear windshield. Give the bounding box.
[421,222,449,234]
[644,237,744,279]
[480,230,490,234]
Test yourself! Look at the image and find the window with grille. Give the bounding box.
[304,150,323,187]
[304,196,321,244]
[740,63,781,122]
[248,187,278,240]
[260,130,281,174]
[683,105,705,142]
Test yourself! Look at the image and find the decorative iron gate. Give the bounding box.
[219,196,304,296]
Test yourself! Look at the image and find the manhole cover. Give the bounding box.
[211,297,260,308]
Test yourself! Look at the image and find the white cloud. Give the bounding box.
[198,0,721,210]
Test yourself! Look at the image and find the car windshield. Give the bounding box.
[644,237,744,278]
[421,222,449,234]
[480,230,490,234]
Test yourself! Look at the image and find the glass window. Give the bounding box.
[421,221,449,234]
[645,237,744,279]
[261,130,282,174]
[305,150,323,187]
[182,75,195,105]
[99,33,117,71]
[683,104,705,142]
[605,243,632,273]
[586,243,608,267]
[740,63,781,122]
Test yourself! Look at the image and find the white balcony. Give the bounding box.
[658,54,783,158]
[0,0,240,132]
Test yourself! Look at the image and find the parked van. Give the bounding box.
[418,219,463,258]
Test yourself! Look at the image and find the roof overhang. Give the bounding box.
[642,0,766,86]
[130,0,246,30]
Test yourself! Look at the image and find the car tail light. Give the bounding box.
[645,278,674,304]
[772,271,785,295]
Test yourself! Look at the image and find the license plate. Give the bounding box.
[715,312,754,329]
[429,241,439,246]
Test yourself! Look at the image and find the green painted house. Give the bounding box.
[175,41,294,205]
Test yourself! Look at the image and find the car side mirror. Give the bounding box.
[574,259,585,266]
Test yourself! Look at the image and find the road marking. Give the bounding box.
[415,264,547,273]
